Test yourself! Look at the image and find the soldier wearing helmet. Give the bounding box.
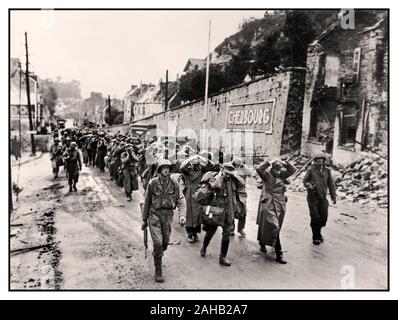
[180,155,216,243]
[230,156,251,237]
[96,136,108,172]
[195,162,246,267]
[50,137,63,179]
[141,159,186,283]
[64,141,82,192]
[303,151,336,245]
[121,144,140,201]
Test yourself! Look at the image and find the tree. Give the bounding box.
[179,64,229,101]
[251,10,317,76]
[252,31,283,76]
[224,43,252,86]
[282,10,317,67]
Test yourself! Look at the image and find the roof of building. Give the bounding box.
[183,58,206,72]
[311,15,387,46]
[211,54,232,65]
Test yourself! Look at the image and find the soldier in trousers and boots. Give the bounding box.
[141,159,186,283]
[50,137,63,179]
[303,152,336,245]
[64,142,82,192]
[195,163,245,267]
[121,144,140,201]
[230,156,251,237]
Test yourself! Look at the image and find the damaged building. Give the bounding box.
[301,12,388,167]
[131,68,306,164]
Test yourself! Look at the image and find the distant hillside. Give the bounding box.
[178,9,384,102]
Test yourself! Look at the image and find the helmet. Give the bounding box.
[190,156,201,166]
[313,151,327,160]
[223,162,235,174]
[70,142,77,148]
[157,159,172,172]
[271,161,283,170]
[232,156,243,167]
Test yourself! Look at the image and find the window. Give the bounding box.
[338,104,359,146]
[142,105,145,116]
[352,48,361,85]
[324,56,340,87]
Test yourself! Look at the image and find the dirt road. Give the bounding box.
[10,154,388,290]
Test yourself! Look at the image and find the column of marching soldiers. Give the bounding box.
[50,127,336,283]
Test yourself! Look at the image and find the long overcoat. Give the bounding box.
[256,161,296,246]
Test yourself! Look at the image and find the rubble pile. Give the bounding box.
[334,154,388,208]
[290,152,388,208]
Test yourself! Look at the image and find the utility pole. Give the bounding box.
[25,31,36,156]
[108,95,112,126]
[165,70,169,111]
[203,19,211,151]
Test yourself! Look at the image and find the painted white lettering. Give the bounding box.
[244,110,249,125]
[258,109,263,125]
[228,111,234,125]
[248,109,254,125]
[253,109,258,125]
[263,108,270,124]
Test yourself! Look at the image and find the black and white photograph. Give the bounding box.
[8,8,389,291]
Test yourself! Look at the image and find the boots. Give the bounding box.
[73,183,77,192]
[219,238,231,266]
[319,227,324,242]
[311,224,322,245]
[187,233,195,243]
[200,232,213,257]
[219,256,231,266]
[274,238,286,263]
[276,252,287,264]
[154,257,164,283]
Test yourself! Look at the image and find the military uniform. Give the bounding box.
[180,156,214,242]
[50,140,63,179]
[303,152,336,244]
[121,147,140,200]
[231,157,251,236]
[196,163,245,266]
[142,159,186,282]
[96,138,107,172]
[64,142,82,192]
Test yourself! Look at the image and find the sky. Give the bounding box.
[10,10,267,99]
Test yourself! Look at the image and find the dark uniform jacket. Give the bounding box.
[303,165,336,201]
[142,176,185,221]
[64,149,82,174]
[195,171,245,227]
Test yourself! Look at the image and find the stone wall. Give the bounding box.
[132,69,306,164]
[301,44,325,149]
[280,71,306,154]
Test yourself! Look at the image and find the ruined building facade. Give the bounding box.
[301,13,388,166]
